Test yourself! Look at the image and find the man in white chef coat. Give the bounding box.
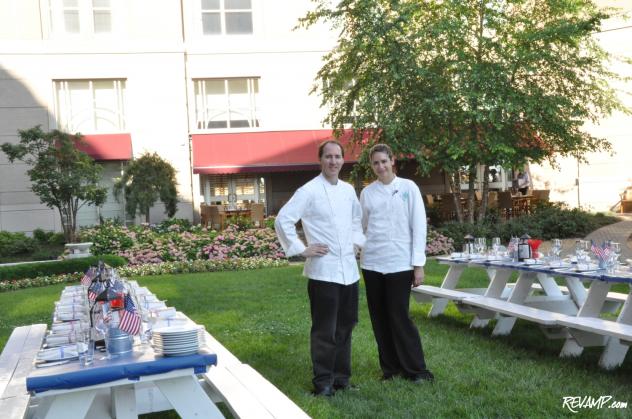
[275,140,365,397]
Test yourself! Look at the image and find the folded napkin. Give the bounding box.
[37,344,82,361]
[151,307,176,319]
[54,312,87,322]
[574,263,599,272]
[143,301,167,310]
[134,287,151,296]
[51,320,87,332]
[152,317,189,328]
[45,334,76,347]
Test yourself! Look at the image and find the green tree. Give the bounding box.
[114,152,178,223]
[1,126,107,242]
[301,0,629,222]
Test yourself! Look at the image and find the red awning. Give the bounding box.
[76,134,133,161]
[192,129,361,174]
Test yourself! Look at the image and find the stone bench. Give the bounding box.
[64,242,93,259]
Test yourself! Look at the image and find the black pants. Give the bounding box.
[362,269,428,379]
[307,279,358,390]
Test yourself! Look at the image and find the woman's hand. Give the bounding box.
[412,266,425,287]
[302,243,329,257]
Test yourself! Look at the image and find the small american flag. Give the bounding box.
[118,294,141,335]
[591,241,611,261]
[88,281,104,302]
[81,268,95,287]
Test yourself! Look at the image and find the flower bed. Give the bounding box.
[79,220,284,266]
[0,257,290,293]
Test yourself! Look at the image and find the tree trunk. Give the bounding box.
[447,171,464,223]
[145,211,150,224]
[478,165,490,223]
[467,165,476,223]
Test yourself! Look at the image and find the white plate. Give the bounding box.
[154,344,199,351]
[153,340,199,348]
[155,347,199,356]
[153,325,201,335]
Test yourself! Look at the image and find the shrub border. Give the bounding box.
[0,257,289,293]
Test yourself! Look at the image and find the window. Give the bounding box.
[194,78,260,130]
[54,79,126,133]
[201,0,253,35]
[50,0,112,35]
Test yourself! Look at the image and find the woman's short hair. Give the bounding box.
[318,140,344,158]
[369,143,394,160]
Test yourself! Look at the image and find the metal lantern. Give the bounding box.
[518,234,532,261]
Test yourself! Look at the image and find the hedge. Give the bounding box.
[0,255,127,281]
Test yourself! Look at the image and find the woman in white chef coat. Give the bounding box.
[360,143,434,383]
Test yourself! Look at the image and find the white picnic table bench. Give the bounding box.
[413,256,632,369]
[0,284,310,419]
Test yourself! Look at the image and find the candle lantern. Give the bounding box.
[518,234,532,261]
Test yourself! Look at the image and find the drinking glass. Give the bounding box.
[476,237,486,256]
[75,329,93,366]
[575,240,587,262]
[608,242,621,271]
[550,239,562,262]
[491,237,501,256]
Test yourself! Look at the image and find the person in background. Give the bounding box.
[517,170,530,195]
[275,140,365,397]
[360,143,434,384]
[489,168,499,183]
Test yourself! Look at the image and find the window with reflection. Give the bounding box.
[50,0,112,35]
[53,79,126,133]
[194,78,260,129]
[201,0,253,35]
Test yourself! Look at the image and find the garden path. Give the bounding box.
[583,216,632,260]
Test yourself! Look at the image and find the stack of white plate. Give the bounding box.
[152,325,203,357]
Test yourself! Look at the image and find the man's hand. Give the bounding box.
[302,243,329,257]
[412,266,425,288]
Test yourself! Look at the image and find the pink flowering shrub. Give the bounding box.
[201,225,285,260]
[80,219,284,266]
[426,227,454,256]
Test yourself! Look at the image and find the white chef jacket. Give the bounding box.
[360,176,427,273]
[275,174,366,284]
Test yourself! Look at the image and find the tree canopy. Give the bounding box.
[1,126,107,242]
[114,152,178,223]
[300,0,629,221]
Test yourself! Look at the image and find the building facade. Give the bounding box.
[0,0,347,234]
[0,1,630,236]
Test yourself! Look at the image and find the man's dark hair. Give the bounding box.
[318,140,344,158]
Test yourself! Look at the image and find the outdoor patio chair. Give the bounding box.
[200,204,212,228]
[498,191,513,219]
[250,203,265,227]
[209,205,227,230]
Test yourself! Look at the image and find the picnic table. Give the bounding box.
[413,256,632,369]
[0,282,309,419]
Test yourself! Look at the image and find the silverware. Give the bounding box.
[35,359,74,368]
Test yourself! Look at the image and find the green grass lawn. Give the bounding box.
[1,260,631,418]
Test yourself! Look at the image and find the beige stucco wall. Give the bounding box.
[0,0,335,233]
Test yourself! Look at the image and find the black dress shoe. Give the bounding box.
[409,371,435,383]
[312,385,335,397]
[333,382,358,391]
